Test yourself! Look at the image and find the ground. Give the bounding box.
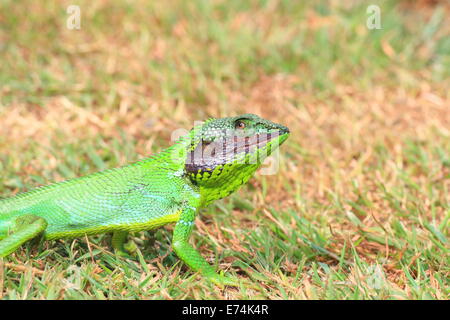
[0,0,448,299]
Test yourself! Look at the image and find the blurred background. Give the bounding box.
[0,0,448,299]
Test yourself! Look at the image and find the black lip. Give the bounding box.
[280,127,290,134]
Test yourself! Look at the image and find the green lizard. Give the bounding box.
[0,113,289,285]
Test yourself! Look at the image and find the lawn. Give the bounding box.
[0,0,448,299]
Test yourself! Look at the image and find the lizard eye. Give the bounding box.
[235,120,246,130]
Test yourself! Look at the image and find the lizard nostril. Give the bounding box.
[277,126,289,134]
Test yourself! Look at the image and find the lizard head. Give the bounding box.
[184,114,289,204]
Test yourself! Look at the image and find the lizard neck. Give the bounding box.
[195,163,259,206]
[182,133,263,206]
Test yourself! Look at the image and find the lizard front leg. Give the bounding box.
[0,215,48,257]
[112,231,138,257]
[172,203,239,287]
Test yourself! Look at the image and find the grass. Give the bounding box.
[0,0,449,299]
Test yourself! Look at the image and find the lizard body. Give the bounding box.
[0,114,289,285]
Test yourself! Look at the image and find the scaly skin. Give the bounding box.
[0,114,289,285]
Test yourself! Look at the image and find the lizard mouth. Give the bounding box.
[185,131,283,175]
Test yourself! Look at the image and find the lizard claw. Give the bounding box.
[207,272,241,288]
